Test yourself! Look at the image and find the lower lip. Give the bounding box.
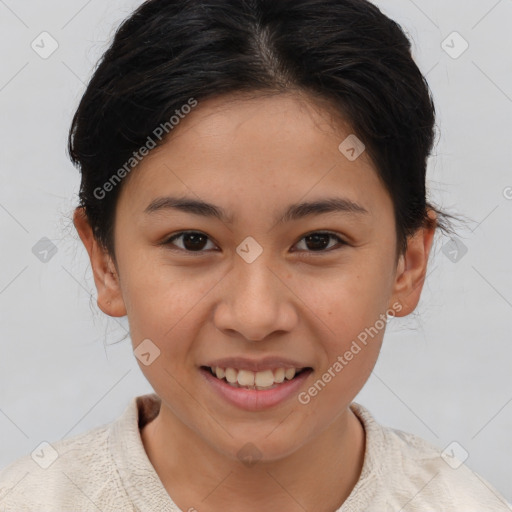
[199,367,313,411]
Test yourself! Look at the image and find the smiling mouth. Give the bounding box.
[200,365,313,390]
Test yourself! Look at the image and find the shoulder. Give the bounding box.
[345,403,512,511]
[0,401,137,512]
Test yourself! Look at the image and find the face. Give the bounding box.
[75,91,433,463]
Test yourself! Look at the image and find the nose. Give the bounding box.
[213,255,298,342]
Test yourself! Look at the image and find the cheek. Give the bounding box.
[121,259,221,356]
[124,270,217,403]
[288,259,390,398]
[292,260,391,340]
[296,272,386,413]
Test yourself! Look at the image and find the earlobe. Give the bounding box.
[388,210,437,316]
[73,207,127,317]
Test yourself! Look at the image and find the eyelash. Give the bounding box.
[161,230,347,255]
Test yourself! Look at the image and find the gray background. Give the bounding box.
[1,0,511,503]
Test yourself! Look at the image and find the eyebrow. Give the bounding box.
[144,195,369,224]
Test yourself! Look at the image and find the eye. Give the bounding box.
[163,231,218,253]
[292,231,347,253]
[162,230,346,254]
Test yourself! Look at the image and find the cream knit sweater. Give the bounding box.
[0,393,510,511]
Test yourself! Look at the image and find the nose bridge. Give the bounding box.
[214,247,296,341]
[236,252,275,305]
[233,233,277,295]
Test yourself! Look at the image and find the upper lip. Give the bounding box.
[202,356,312,373]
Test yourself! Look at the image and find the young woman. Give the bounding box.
[1,0,510,510]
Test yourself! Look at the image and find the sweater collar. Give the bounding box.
[108,393,180,511]
[108,393,383,511]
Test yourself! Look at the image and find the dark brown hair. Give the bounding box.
[68,0,458,266]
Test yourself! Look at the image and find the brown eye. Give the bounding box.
[162,230,346,254]
[165,231,216,252]
[293,232,346,253]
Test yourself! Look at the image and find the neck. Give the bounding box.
[141,402,365,512]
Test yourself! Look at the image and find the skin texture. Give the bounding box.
[74,91,436,512]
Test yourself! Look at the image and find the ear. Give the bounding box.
[388,209,437,316]
[73,207,127,317]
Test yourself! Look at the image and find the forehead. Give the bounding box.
[116,91,391,220]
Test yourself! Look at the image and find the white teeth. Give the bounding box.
[209,366,304,389]
[237,369,255,386]
[285,368,296,380]
[225,367,237,384]
[273,368,285,383]
[254,369,274,387]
